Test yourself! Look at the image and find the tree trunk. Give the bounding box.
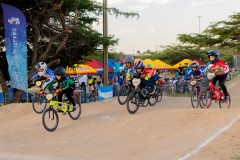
[12,89,24,103]
[0,69,10,104]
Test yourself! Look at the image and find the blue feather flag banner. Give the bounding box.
[1,3,28,92]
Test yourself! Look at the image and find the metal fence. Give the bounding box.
[162,70,240,96]
[1,70,239,105]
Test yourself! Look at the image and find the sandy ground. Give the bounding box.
[0,78,240,160]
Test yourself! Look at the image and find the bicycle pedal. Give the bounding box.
[62,112,67,115]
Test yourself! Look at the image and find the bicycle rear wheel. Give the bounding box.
[142,99,149,107]
[69,96,81,120]
[32,94,47,114]
[157,88,163,102]
[127,91,140,114]
[219,92,231,108]
[149,87,160,106]
[164,86,171,94]
[118,84,129,105]
[42,107,59,132]
[199,88,212,109]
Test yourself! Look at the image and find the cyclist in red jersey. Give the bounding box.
[134,60,157,94]
[205,50,229,100]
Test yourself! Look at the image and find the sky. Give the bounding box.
[94,0,240,54]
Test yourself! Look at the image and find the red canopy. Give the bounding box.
[85,59,114,73]
[192,59,205,66]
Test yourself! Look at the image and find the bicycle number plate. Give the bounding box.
[46,94,53,100]
[132,78,141,87]
[36,81,42,87]
[190,81,197,86]
[207,73,215,80]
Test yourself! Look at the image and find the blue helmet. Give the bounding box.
[134,60,145,69]
[123,55,134,67]
[207,50,219,63]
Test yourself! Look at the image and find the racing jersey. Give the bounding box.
[31,68,55,81]
[184,69,203,80]
[44,76,75,91]
[136,68,159,82]
[205,59,229,76]
[123,66,135,80]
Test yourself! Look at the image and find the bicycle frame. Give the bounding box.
[208,81,224,101]
[49,100,74,113]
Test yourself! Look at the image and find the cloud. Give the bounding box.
[136,0,170,4]
[190,0,211,7]
[117,28,137,35]
[190,0,227,7]
[128,5,148,11]
[150,29,155,34]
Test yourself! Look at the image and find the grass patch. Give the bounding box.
[231,156,240,160]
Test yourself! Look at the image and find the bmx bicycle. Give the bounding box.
[42,90,81,132]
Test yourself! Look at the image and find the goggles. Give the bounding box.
[38,68,44,72]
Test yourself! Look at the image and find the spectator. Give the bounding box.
[177,63,183,79]
[112,76,120,96]
[113,59,122,81]
[80,82,87,103]
[183,63,188,76]
[175,70,179,79]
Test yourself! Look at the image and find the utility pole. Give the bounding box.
[197,15,203,33]
[103,0,108,86]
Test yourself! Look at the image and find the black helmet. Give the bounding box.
[54,67,66,77]
[191,62,199,69]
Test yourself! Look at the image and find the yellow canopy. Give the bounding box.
[143,59,158,69]
[66,64,97,75]
[172,59,192,69]
[154,59,172,69]
[134,58,141,62]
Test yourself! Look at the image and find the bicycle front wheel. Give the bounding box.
[199,88,212,109]
[118,84,129,105]
[32,94,47,114]
[190,87,199,109]
[42,107,59,132]
[127,91,141,114]
[69,96,82,120]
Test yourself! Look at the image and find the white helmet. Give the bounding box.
[35,62,47,76]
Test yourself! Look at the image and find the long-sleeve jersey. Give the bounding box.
[184,69,203,80]
[31,68,55,81]
[123,66,136,79]
[136,68,160,81]
[204,59,229,76]
[44,76,75,91]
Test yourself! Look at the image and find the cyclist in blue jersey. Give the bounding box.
[31,61,55,91]
[184,62,204,80]
[122,55,135,82]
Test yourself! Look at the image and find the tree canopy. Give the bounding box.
[0,0,138,79]
[177,12,240,53]
[0,0,138,102]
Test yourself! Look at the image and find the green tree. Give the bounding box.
[177,12,240,53]
[137,45,208,65]
[0,0,138,102]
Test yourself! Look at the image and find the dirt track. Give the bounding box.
[0,78,240,160]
